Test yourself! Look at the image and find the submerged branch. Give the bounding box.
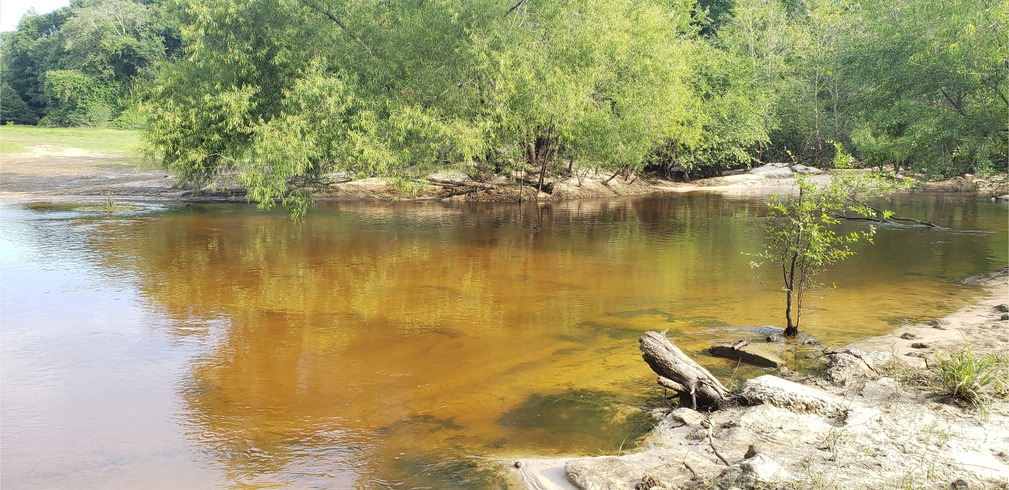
[835,215,937,227]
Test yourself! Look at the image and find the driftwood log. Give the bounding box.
[639,330,732,409]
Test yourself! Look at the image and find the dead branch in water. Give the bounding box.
[639,330,732,409]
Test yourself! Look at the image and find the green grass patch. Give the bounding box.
[0,124,142,156]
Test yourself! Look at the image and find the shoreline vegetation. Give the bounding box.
[4,0,1005,216]
[1,127,1006,204]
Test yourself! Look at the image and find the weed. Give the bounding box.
[932,334,1008,409]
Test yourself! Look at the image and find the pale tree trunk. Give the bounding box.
[639,331,732,409]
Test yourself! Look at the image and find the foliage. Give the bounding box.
[5,0,1003,211]
[0,82,38,124]
[843,0,1008,176]
[749,144,906,336]
[41,69,121,126]
[933,335,1009,408]
[0,0,180,126]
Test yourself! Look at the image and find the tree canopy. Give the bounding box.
[3,0,1004,213]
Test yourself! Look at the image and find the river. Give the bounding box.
[1,193,1005,487]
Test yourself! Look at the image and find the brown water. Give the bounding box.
[2,193,1006,488]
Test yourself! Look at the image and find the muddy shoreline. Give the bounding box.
[510,268,1009,489]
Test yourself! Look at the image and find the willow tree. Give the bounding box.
[141,0,723,214]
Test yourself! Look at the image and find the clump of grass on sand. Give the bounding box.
[931,335,1009,411]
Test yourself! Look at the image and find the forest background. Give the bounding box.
[2,0,1006,212]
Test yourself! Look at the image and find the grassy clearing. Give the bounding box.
[0,124,142,157]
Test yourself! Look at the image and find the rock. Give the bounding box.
[801,337,819,346]
[911,342,929,349]
[791,164,823,175]
[900,332,919,340]
[709,342,785,368]
[565,452,714,490]
[669,407,706,427]
[747,164,795,179]
[995,304,1008,313]
[824,349,892,385]
[740,375,846,416]
[928,319,949,329]
[766,334,783,343]
[949,478,970,489]
[714,454,791,489]
[1001,314,1009,321]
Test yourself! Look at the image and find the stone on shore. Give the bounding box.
[740,375,846,416]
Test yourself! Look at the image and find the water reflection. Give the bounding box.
[1,194,1005,487]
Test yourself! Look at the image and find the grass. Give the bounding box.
[932,335,1009,410]
[0,124,142,156]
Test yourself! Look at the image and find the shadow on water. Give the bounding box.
[498,389,657,454]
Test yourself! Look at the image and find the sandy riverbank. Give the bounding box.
[509,268,1009,489]
[2,150,1007,203]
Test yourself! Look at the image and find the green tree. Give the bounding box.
[0,8,72,121]
[142,0,718,214]
[0,82,39,124]
[750,145,904,336]
[1,0,180,126]
[846,0,1008,176]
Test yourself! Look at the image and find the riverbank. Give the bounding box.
[2,147,1007,203]
[509,267,1009,489]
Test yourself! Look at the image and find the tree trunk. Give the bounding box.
[639,331,732,409]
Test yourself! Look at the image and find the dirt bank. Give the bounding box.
[3,152,1006,204]
[510,268,1009,489]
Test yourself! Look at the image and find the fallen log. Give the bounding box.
[639,330,733,409]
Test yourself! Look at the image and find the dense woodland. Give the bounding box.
[2,0,1006,210]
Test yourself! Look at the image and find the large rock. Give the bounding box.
[740,375,846,416]
[747,163,794,179]
[823,348,893,385]
[713,453,791,489]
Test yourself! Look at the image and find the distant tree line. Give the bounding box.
[3,0,1005,212]
[1,0,180,127]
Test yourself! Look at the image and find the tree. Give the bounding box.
[750,145,904,336]
[0,0,180,126]
[845,0,1008,176]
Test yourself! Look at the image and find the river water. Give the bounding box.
[1,193,1006,488]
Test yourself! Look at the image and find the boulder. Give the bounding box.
[790,164,824,175]
[747,164,794,179]
[713,453,791,489]
[740,375,846,416]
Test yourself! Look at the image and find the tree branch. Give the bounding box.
[505,0,527,16]
[939,87,968,116]
[836,215,937,227]
[301,1,373,57]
